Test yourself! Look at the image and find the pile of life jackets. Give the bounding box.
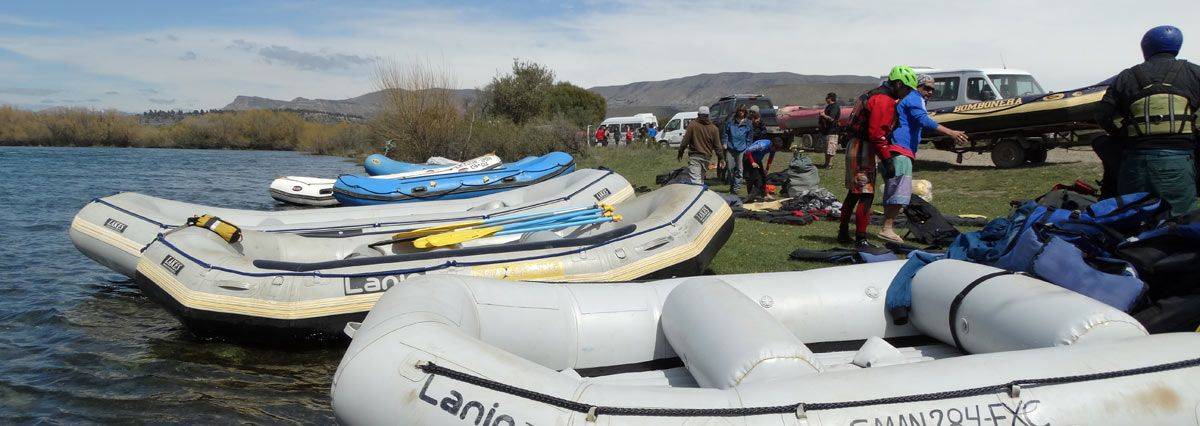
[886,185,1200,332]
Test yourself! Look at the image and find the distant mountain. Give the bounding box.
[591,72,880,117]
[221,72,878,119]
[222,89,479,117]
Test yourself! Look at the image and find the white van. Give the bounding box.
[655,111,698,148]
[594,113,658,145]
[914,68,1047,110]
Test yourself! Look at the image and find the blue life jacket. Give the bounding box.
[993,228,1043,273]
[1080,192,1169,233]
[1033,237,1147,312]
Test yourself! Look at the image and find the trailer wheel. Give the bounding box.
[1026,147,1049,164]
[991,139,1026,169]
[798,134,814,151]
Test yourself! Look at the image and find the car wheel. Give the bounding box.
[991,139,1026,169]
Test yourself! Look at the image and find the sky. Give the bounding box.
[1,0,1197,112]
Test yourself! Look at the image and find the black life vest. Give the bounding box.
[1121,60,1198,138]
[845,85,894,141]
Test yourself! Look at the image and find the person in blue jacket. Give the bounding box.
[722,106,754,194]
[877,74,969,244]
[741,138,782,201]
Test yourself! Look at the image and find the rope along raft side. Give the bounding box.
[415,356,1200,419]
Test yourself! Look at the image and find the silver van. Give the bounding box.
[916,68,1047,110]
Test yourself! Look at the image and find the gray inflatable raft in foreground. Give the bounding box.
[69,169,633,277]
[332,259,1200,424]
[133,184,733,341]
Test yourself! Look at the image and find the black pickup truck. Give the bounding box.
[708,94,793,149]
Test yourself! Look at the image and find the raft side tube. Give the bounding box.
[910,260,1147,354]
[661,278,821,389]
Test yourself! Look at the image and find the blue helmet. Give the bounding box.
[1141,25,1183,60]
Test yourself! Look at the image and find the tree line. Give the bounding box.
[0,59,606,161]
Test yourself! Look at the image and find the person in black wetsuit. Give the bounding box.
[1095,25,1200,216]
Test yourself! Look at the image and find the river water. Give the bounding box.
[0,147,364,423]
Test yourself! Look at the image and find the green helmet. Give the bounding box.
[888,65,919,89]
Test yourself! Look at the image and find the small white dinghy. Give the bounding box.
[332,259,1200,425]
[269,176,340,206]
[269,154,503,206]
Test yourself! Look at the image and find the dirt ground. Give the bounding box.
[919,146,1101,166]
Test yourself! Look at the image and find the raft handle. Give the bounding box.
[344,322,362,338]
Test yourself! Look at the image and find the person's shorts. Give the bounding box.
[882,156,913,205]
[824,134,839,156]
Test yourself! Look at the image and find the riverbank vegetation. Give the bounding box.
[0,59,602,161]
[369,59,603,162]
[0,105,375,155]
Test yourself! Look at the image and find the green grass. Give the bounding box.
[580,145,1102,274]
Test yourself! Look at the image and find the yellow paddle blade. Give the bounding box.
[390,219,485,240]
[413,225,503,249]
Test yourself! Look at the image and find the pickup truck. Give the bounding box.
[707,94,793,149]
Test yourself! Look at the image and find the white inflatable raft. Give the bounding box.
[70,169,633,277]
[269,176,340,207]
[332,260,1200,424]
[132,184,733,341]
[269,154,503,206]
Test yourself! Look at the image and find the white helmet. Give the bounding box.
[698,106,710,115]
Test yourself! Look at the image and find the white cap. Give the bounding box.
[698,106,709,115]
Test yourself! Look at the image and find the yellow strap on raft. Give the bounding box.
[188,214,243,243]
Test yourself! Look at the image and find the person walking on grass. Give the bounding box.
[819,92,842,169]
[676,106,724,185]
[647,124,658,145]
[876,70,970,244]
[837,75,897,246]
[723,106,754,194]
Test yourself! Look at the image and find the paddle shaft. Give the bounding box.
[495,215,616,236]
[373,204,608,247]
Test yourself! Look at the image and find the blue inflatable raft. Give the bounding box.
[362,154,446,176]
[333,152,575,206]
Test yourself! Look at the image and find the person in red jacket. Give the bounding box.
[837,72,900,246]
[594,126,607,147]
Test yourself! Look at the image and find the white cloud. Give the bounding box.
[2,0,1198,112]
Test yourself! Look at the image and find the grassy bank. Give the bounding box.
[579,146,1102,274]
